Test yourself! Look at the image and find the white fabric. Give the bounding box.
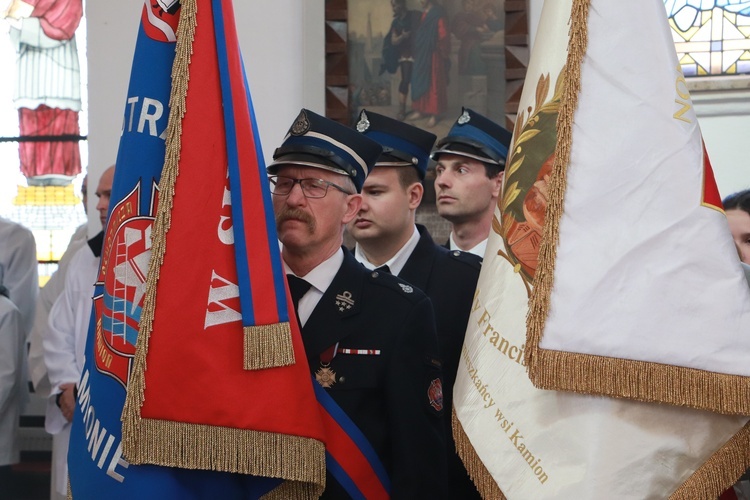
[538,0,750,375]
[283,248,343,327]
[354,225,420,277]
[43,244,99,496]
[0,216,38,338]
[0,297,23,466]
[448,232,487,258]
[28,224,87,398]
[452,1,750,498]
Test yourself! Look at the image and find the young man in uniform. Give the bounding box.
[348,109,482,498]
[433,107,512,257]
[268,109,447,499]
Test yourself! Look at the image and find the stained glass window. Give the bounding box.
[665,1,750,76]
[1,2,88,286]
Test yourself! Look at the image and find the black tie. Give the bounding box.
[375,265,391,274]
[286,274,312,317]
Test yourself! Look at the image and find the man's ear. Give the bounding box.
[492,171,504,198]
[407,182,424,210]
[342,194,362,224]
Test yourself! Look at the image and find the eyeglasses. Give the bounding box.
[269,175,353,198]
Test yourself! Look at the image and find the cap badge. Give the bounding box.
[356,111,370,133]
[457,110,471,125]
[335,291,355,312]
[290,110,311,136]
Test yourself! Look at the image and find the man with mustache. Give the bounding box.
[433,107,512,257]
[348,109,482,498]
[268,109,448,499]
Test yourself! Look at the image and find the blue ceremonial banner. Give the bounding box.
[66,1,282,497]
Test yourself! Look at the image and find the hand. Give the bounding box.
[4,0,34,20]
[59,383,76,422]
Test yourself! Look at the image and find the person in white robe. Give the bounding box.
[0,288,25,490]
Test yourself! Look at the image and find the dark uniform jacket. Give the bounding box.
[301,248,448,499]
[399,225,482,499]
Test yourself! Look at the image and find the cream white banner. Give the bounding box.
[527,0,750,416]
[452,0,750,498]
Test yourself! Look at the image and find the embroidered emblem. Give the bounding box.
[457,110,471,125]
[356,111,370,132]
[335,291,355,312]
[96,181,156,389]
[428,378,444,412]
[398,283,413,294]
[316,364,337,388]
[290,110,310,136]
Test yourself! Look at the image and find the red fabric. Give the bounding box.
[18,105,81,179]
[138,0,324,441]
[701,141,723,211]
[319,407,389,499]
[412,14,449,116]
[29,0,83,41]
[719,486,739,500]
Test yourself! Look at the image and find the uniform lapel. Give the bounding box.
[302,248,365,358]
[399,224,437,292]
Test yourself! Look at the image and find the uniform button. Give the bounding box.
[371,271,379,278]
[339,376,345,383]
[453,251,461,257]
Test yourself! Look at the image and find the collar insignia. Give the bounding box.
[335,291,355,312]
[398,283,413,294]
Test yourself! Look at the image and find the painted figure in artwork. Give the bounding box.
[380,0,421,120]
[2,0,83,185]
[407,0,450,128]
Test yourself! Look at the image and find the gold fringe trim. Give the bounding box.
[452,408,506,500]
[530,349,750,415]
[260,479,322,500]
[244,323,295,370]
[524,0,589,375]
[124,418,325,497]
[122,0,196,455]
[670,420,750,499]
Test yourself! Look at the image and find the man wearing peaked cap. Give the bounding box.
[269,109,448,499]
[349,109,482,499]
[432,107,512,257]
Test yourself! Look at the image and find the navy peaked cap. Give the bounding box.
[354,109,437,179]
[267,109,382,192]
[432,108,512,167]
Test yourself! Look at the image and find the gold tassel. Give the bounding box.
[125,417,326,495]
[244,323,295,370]
[670,421,750,499]
[452,409,507,500]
